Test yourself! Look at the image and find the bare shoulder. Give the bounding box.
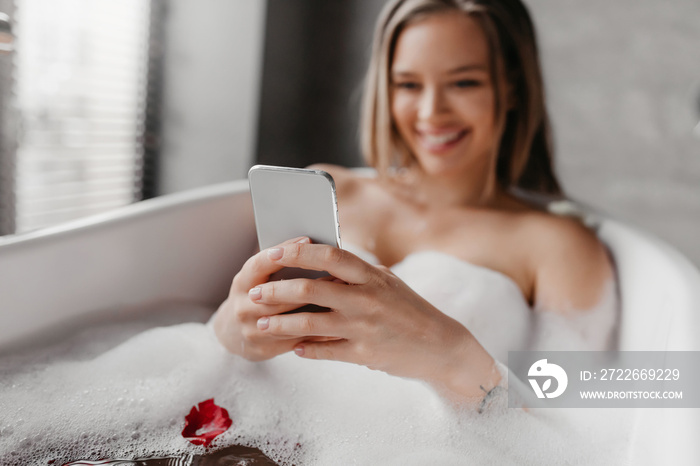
[516,212,615,313]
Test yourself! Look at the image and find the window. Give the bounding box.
[7,0,151,233]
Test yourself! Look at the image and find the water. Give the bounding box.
[0,255,633,465]
[0,316,634,466]
[61,444,277,465]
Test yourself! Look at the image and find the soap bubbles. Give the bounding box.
[0,280,629,466]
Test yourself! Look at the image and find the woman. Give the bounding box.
[213,0,616,406]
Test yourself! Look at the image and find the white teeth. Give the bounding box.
[421,131,463,145]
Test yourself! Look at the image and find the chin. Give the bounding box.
[414,156,469,179]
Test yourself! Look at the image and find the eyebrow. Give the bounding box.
[391,64,489,77]
[448,64,488,73]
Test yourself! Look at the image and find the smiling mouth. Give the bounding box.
[417,129,468,152]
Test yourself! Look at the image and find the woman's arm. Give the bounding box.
[524,215,615,314]
[245,239,502,403]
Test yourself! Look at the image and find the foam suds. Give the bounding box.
[0,321,634,465]
[530,280,619,351]
[0,253,633,465]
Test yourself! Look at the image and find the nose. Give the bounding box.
[417,86,449,120]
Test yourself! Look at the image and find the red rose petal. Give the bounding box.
[182,398,233,447]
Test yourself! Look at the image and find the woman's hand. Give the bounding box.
[246,239,501,399]
[213,236,319,361]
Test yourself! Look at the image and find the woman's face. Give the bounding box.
[390,12,499,178]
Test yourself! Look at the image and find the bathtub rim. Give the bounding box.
[0,179,258,351]
[0,179,251,249]
[2,177,700,353]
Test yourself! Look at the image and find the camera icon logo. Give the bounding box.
[528,359,568,399]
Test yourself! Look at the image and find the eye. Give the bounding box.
[453,79,482,89]
[393,81,421,91]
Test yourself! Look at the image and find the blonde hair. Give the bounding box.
[360,0,562,195]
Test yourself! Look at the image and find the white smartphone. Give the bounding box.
[248,165,341,252]
[248,165,342,312]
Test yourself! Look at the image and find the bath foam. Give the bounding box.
[0,321,633,465]
[529,279,619,351]
[0,302,214,378]
[0,251,630,465]
[384,249,620,356]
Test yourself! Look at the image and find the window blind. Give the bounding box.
[13,0,150,232]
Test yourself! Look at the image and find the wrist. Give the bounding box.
[430,330,501,403]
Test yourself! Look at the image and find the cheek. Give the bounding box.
[390,94,415,132]
[455,90,495,121]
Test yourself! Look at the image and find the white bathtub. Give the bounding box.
[1,179,699,464]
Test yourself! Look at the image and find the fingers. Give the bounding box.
[233,236,312,291]
[212,298,306,360]
[266,242,375,285]
[258,311,346,338]
[224,239,390,363]
[293,340,354,363]
[241,336,308,361]
[249,277,354,310]
[305,336,343,342]
[246,286,311,316]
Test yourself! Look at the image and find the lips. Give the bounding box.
[416,129,468,153]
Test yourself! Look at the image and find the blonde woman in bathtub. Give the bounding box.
[214,0,616,406]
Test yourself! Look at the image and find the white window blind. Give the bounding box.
[13,0,150,232]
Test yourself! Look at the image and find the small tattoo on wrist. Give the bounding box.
[478,384,503,414]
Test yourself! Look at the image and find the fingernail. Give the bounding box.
[249,287,262,300]
[257,316,269,330]
[295,237,311,244]
[294,345,305,356]
[267,248,283,260]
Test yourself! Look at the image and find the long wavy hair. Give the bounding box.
[360,0,563,196]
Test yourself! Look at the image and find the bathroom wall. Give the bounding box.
[256,0,700,267]
[528,0,700,266]
[157,0,267,195]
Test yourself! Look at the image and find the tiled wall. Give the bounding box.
[528,0,700,265]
